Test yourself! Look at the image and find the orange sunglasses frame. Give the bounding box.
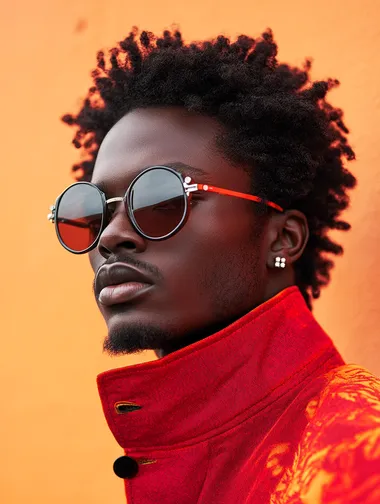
[188,180,284,212]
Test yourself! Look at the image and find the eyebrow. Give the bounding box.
[93,162,210,195]
[162,162,209,179]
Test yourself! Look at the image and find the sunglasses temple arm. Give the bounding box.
[197,184,284,212]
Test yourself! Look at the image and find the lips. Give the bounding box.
[95,263,154,306]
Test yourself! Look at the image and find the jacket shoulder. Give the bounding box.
[271,365,380,503]
[303,364,380,456]
[318,363,380,402]
[314,363,380,420]
[288,364,380,502]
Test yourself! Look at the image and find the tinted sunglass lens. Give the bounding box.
[129,169,186,238]
[56,183,104,252]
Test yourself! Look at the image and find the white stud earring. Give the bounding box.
[275,256,286,268]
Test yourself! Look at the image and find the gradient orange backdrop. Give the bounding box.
[1,1,380,502]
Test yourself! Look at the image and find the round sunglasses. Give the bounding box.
[47,165,284,254]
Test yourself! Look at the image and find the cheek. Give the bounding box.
[190,199,258,248]
[162,201,262,291]
[197,203,265,282]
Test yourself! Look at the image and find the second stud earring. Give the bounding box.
[275,256,286,268]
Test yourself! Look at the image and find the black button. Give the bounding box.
[113,456,139,479]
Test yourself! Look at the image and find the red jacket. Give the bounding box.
[97,286,380,503]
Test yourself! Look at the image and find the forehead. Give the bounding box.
[91,107,250,194]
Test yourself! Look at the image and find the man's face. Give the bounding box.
[89,107,270,357]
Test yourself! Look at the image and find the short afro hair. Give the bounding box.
[62,27,357,310]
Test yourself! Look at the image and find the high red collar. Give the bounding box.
[96,286,343,451]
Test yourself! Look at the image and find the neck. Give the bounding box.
[154,282,299,358]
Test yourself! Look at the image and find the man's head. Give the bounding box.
[61,28,356,358]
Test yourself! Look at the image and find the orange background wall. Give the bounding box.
[1,1,379,502]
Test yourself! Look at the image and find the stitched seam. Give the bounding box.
[195,441,212,503]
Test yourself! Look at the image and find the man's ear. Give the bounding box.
[265,210,309,268]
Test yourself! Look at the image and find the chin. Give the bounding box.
[102,320,169,356]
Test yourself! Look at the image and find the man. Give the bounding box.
[49,27,380,503]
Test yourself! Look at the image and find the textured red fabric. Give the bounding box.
[97,286,380,503]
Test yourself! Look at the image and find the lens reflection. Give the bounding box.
[130,169,186,238]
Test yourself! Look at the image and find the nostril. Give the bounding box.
[125,241,137,250]
[98,244,112,258]
[98,240,137,258]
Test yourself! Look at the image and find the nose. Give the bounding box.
[97,203,147,258]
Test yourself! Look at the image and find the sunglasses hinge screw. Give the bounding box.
[47,205,55,223]
[183,182,198,195]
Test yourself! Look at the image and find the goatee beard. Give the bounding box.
[102,322,168,356]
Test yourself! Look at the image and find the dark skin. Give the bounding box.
[89,106,309,358]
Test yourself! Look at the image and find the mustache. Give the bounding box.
[92,255,163,295]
